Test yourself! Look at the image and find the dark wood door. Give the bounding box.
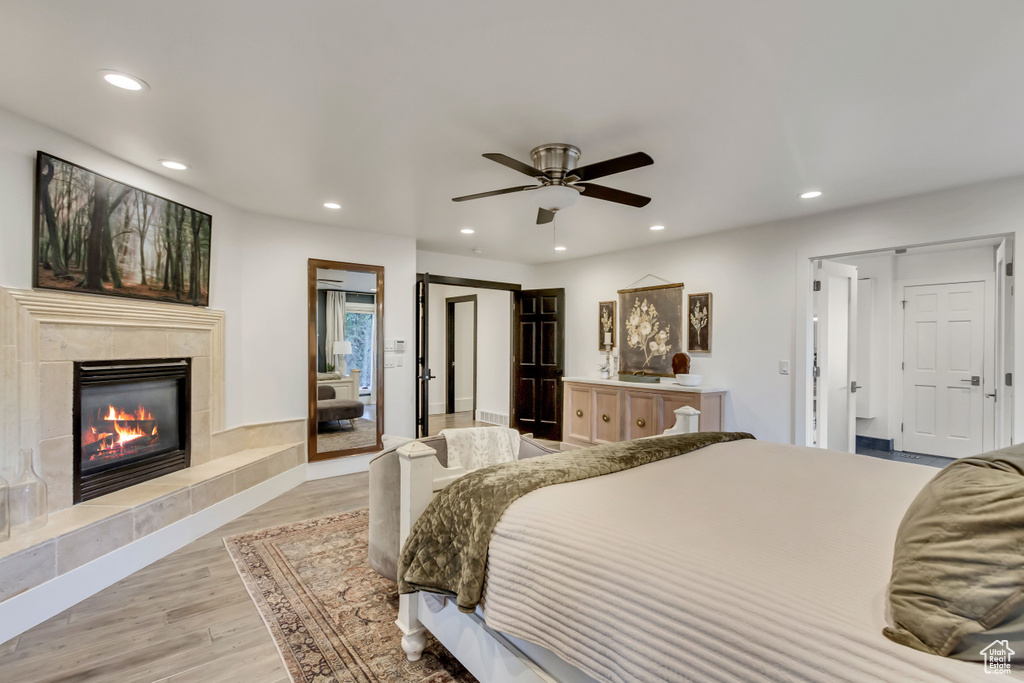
[513,288,565,440]
[415,274,433,437]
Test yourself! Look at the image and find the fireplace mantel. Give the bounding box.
[0,286,226,513]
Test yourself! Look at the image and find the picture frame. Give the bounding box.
[617,283,684,377]
[598,300,616,349]
[687,292,712,354]
[33,151,213,306]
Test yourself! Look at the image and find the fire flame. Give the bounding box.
[104,405,154,421]
[90,404,159,454]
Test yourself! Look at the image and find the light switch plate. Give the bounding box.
[384,339,396,352]
[779,360,790,375]
[384,355,396,368]
[395,355,403,367]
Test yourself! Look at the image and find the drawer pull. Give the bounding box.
[576,409,583,418]
[602,414,610,422]
[636,418,645,428]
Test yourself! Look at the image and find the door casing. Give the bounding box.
[415,274,521,437]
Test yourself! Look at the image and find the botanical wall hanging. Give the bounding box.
[34,152,213,306]
[617,281,684,377]
[687,292,712,353]
[598,301,616,349]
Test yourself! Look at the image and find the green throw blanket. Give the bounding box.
[398,431,755,612]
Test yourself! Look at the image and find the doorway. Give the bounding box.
[445,295,477,415]
[809,237,1013,461]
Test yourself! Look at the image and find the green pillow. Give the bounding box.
[884,445,1024,660]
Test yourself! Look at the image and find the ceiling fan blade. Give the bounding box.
[569,152,653,182]
[452,185,536,202]
[537,208,555,225]
[577,183,651,208]
[482,153,547,178]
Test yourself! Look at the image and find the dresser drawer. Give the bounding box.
[624,390,659,440]
[566,386,594,443]
[593,388,621,443]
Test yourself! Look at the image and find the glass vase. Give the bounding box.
[0,472,9,543]
[10,448,47,533]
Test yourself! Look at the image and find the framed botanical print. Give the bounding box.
[687,292,712,353]
[599,301,616,349]
[617,283,684,377]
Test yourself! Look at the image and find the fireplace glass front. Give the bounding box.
[74,359,191,502]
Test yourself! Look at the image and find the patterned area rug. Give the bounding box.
[317,417,377,454]
[224,508,475,682]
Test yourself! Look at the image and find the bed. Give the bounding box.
[393,435,1002,682]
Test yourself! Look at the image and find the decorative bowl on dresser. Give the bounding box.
[562,377,726,447]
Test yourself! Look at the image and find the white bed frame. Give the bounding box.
[394,407,700,682]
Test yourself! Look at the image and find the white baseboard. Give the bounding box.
[428,403,445,415]
[305,434,412,480]
[454,397,474,412]
[0,464,306,645]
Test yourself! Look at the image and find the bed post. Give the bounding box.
[664,405,700,435]
[396,440,436,661]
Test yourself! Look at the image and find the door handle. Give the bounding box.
[960,376,981,386]
[850,382,862,393]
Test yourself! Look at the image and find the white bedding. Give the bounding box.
[480,440,1003,682]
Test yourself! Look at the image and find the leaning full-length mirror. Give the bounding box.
[308,259,384,460]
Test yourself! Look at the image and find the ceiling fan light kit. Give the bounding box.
[452,143,654,224]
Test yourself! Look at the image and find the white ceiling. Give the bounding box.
[2,1,1024,264]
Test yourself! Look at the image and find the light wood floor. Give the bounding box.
[0,473,370,683]
[427,411,488,433]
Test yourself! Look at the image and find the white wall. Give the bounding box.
[416,250,536,286]
[0,106,420,439]
[836,244,997,444]
[0,106,246,429]
[533,176,1024,446]
[427,284,511,421]
[236,213,417,436]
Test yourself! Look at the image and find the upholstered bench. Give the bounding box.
[367,431,559,581]
[316,384,364,426]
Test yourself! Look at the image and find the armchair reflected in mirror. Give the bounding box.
[308,259,384,460]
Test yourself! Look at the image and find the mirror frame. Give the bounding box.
[307,258,385,461]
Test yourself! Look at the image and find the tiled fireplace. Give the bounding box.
[74,358,192,502]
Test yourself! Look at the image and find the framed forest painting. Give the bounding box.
[34,152,213,306]
[617,283,684,377]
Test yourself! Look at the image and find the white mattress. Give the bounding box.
[480,440,1001,682]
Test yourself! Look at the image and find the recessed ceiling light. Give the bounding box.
[460,228,475,234]
[554,246,567,252]
[160,160,188,170]
[100,70,148,91]
[472,248,483,254]
[650,225,665,231]
[323,202,342,210]
[800,190,823,199]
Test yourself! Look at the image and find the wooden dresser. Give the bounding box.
[562,377,726,448]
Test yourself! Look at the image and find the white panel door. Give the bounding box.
[816,261,858,453]
[903,282,986,458]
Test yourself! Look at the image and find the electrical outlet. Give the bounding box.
[395,355,403,367]
[779,360,790,375]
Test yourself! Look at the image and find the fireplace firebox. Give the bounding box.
[73,358,191,503]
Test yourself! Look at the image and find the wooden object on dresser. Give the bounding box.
[318,369,361,401]
[562,377,726,447]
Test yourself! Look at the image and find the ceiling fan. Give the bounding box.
[452,144,653,224]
